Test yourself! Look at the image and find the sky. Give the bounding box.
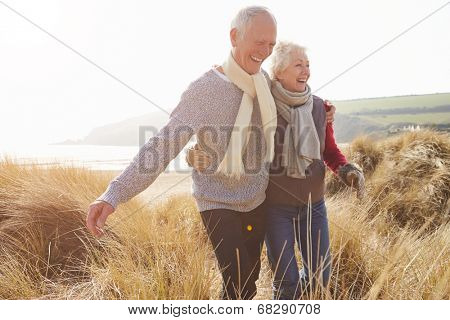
[1,0,449,147]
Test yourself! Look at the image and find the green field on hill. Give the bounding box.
[330,92,450,141]
[333,92,450,115]
[358,112,450,126]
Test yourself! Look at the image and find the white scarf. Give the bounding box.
[216,53,277,179]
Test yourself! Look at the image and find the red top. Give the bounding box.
[323,103,348,173]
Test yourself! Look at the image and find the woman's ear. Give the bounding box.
[274,72,283,81]
[230,28,238,48]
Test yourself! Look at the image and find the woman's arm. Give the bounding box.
[322,102,366,198]
[323,104,347,174]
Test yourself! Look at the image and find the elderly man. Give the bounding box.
[87,6,335,299]
[87,6,278,300]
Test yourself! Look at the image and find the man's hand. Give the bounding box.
[186,144,212,171]
[324,100,336,123]
[86,200,115,237]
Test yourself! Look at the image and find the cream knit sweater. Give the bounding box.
[97,69,272,212]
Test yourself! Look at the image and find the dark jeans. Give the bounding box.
[200,203,266,300]
[265,198,331,299]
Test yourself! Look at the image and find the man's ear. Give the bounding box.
[230,28,238,47]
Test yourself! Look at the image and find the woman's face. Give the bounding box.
[276,51,310,92]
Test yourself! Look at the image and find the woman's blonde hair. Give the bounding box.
[270,40,307,79]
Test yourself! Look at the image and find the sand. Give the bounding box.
[102,170,193,204]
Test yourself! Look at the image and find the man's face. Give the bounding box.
[231,13,277,75]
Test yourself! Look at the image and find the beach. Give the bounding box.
[103,170,193,204]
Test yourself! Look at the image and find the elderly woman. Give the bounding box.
[187,41,365,299]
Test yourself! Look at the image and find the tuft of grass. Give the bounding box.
[0,157,217,299]
[327,130,450,231]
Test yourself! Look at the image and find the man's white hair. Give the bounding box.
[270,40,308,79]
[230,6,276,38]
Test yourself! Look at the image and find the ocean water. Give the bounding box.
[0,143,350,172]
[0,144,191,172]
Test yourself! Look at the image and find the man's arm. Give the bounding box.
[96,114,195,209]
[86,82,209,236]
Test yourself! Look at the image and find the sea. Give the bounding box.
[0,144,191,172]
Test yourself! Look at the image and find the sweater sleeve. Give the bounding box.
[323,105,348,174]
[96,82,209,209]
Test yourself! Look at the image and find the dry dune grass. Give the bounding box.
[325,130,449,299]
[0,161,217,299]
[0,130,449,299]
[327,130,450,231]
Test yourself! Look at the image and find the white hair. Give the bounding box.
[230,6,276,38]
[270,40,308,79]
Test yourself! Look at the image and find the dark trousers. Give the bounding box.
[200,203,266,300]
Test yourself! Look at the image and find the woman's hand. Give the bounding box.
[346,169,366,199]
[338,163,366,199]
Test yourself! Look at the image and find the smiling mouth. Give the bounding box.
[250,55,263,63]
[297,79,307,83]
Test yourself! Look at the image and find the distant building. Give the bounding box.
[388,124,421,135]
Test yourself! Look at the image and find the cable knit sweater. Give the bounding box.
[97,69,272,212]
